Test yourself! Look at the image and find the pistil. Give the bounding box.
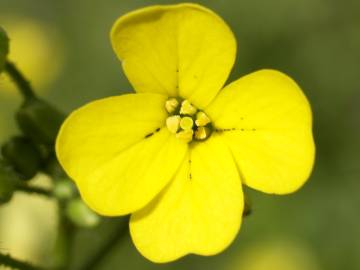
[165,98,213,143]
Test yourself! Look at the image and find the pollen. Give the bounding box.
[165,98,213,143]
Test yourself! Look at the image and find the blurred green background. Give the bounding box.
[0,0,359,269]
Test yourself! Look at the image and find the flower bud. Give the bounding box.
[1,136,43,180]
[16,97,65,146]
[0,160,16,203]
[54,178,76,200]
[0,27,9,73]
[43,156,66,178]
[66,198,100,228]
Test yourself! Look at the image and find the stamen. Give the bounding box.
[176,129,194,143]
[179,117,194,130]
[166,115,181,134]
[194,126,211,140]
[165,98,179,114]
[195,111,211,127]
[165,99,213,143]
[180,100,197,115]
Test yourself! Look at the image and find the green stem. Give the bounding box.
[52,201,76,270]
[243,192,252,217]
[15,183,53,198]
[79,219,128,270]
[4,60,36,99]
[0,252,44,270]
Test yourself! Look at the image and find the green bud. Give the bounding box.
[0,160,16,203]
[0,27,9,73]
[43,156,66,178]
[16,97,65,146]
[1,136,43,180]
[66,198,101,228]
[54,178,76,200]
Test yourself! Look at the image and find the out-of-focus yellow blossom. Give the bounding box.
[0,174,57,265]
[56,3,315,263]
[227,240,320,270]
[0,17,64,94]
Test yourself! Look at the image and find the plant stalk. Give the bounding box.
[0,253,44,270]
[79,218,129,270]
[4,61,36,99]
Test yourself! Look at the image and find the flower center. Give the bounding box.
[165,98,213,143]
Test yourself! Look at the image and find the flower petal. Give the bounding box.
[56,93,187,215]
[206,70,315,194]
[130,134,243,263]
[111,3,236,108]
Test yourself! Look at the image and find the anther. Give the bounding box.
[165,98,179,114]
[195,111,211,127]
[176,129,194,143]
[166,115,181,134]
[180,100,197,115]
[194,126,211,140]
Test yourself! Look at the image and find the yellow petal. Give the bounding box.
[130,135,243,263]
[206,70,315,194]
[56,93,187,215]
[111,3,236,108]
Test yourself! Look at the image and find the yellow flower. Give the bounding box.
[56,3,315,263]
[0,17,64,94]
[227,240,320,270]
